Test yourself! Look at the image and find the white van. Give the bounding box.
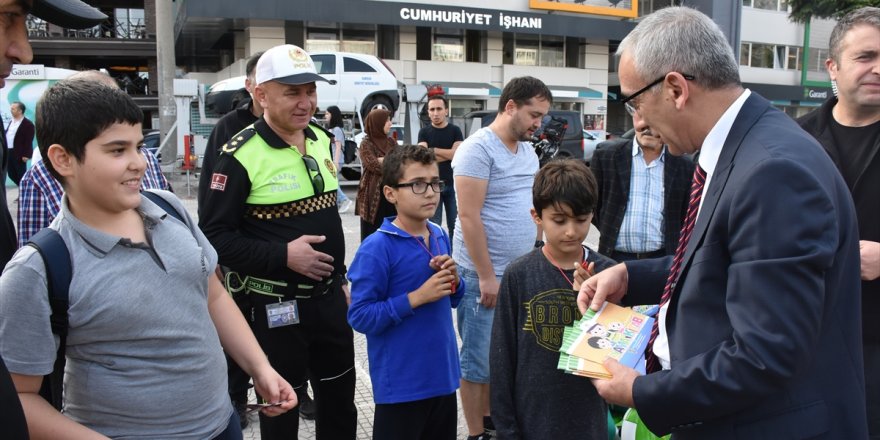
[206,51,401,118]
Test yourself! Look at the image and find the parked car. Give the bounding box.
[206,51,401,118]
[142,130,161,161]
[582,130,601,163]
[595,128,635,154]
[462,109,585,161]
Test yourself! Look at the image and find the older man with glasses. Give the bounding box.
[199,44,357,440]
[578,6,865,438]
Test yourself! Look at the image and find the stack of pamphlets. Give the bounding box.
[557,302,655,379]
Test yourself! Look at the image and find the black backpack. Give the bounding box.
[26,191,184,410]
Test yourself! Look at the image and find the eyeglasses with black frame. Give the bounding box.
[391,180,446,194]
[622,73,695,116]
[301,155,325,194]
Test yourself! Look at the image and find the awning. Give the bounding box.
[549,85,604,100]
[422,81,501,97]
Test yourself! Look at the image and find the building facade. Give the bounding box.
[26,0,159,125]
[738,0,834,119]
[174,0,668,136]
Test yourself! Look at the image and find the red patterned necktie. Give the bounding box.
[644,164,707,374]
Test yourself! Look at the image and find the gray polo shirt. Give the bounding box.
[0,191,231,439]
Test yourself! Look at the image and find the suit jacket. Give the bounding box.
[590,138,694,256]
[10,117,34,161]
[624,93,867,438]
[0,132,14,268]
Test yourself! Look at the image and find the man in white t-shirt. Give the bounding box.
[452,76,551,440]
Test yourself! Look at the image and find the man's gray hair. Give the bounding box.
[829,7,880,64]
[617,6,740,90]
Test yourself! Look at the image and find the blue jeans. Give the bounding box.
[430,183,456,244]
[211,407,242,440]
[337,161,349,202]
[456,267,497,383]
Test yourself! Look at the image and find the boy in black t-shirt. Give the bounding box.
[490,159,615,440]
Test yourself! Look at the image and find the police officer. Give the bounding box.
[199,44,356,439]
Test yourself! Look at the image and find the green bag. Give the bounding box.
[619,408,671,440]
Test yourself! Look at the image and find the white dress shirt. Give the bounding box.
[654,89,752,370]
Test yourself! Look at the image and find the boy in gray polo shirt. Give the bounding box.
[0,79,296,439]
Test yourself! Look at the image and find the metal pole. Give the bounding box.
[155,0,177,165]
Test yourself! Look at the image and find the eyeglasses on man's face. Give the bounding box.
[391,180,445,194]
[622,73,695,116]
[302,155,325,194]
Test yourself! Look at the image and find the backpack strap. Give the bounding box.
[142,190,185,224]
[27,228,71,411]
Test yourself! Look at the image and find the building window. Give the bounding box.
[785,46,802,71]
[750,43,776,68]
[115,8,145,39]
[740,42,802,70]
[742,0,789,12]
[807,47,829,73]
[305,23,376,55]
[513,34,564,67]
[433,28,464,62]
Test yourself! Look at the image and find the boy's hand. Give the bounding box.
[572,261,596,291]
[408,269,456,308]
[430,255,460,288]
[251,365,298,417]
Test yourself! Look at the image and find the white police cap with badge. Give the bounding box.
[255,44,330,86]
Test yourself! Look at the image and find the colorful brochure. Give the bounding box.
[557,302,654,379]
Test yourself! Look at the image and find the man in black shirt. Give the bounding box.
[199,51,263,217]
[197,51,266,429]
[798,7,880,438]
[418,95,463,241]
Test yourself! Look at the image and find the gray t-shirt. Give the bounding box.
[0,191,231,439]
[331,126,345,164]
[451,126,539,276]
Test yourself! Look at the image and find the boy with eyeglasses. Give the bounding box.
[348,144,465,440]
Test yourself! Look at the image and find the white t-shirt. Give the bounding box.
[451,126,539,276]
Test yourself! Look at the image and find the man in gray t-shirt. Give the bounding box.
[451,76,552,440]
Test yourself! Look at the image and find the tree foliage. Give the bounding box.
[788,0,880,22]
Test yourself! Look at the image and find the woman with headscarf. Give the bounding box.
[355,109,397,241]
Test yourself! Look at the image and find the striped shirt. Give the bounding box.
[616,139,665,253]
[16,149,169,247]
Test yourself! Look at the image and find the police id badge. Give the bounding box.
[266,300,299,328]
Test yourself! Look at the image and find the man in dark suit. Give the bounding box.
[577,6,867,438]
[0,1,107,438]
[591,113,693,261]
[5,101,34,186]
